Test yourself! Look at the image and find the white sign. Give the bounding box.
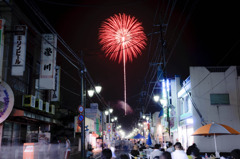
[39,34,57,89]
[11,25,27,76]
[0,81,14,123]
[0,19,5,80]
[51,66,60,101]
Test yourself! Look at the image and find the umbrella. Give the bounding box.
[146,133,152,146]
[192,122,240,157]
[133,133,145,139]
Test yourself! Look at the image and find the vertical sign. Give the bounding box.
[11,25,27,76]
[0,19,5,80]
[51,66,60,101]
[39,34,57,90]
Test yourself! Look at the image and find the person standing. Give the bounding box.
[150,144,162,159]
[166,142,174,153]
[64,136,71,159]
[171,142,188,159]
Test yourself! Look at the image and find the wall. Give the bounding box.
[190,66,240,152]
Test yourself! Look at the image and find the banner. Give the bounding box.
[0,19,5,80]
[11,25,27,76]
[39,34,57,89]
[51,66,60,101]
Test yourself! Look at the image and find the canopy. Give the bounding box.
[133,134,145,139]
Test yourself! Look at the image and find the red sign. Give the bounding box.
[23,143,34,159]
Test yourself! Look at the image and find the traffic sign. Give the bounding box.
[107,125,111,129]
[78,105,84,113]
[78,114,84,123]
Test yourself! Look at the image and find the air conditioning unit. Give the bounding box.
[43,102,49,113]
[50,105,55,114]
[22,95,35,108]
[35,99,43,110]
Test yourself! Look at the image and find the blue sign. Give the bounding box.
[78,114,84,123]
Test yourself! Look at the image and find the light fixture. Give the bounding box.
[114,117,117,121]
[153,95,160,102]
[95,85,102,93]
[146,116,149,121]
[87,89,94,97]
[143,115,146,119]
[105,110,109,115]
[109,108,113,113]
[111,118,114,122]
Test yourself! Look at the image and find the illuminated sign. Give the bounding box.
[0,81,14,123]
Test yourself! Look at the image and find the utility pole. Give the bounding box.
[80,52,86,158]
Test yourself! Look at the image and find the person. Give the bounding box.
[102,148,112,159]
[142,143,147,149]
[120,154,130,159]
[86,147,94,159]
[191,147,201,159]
[110,143,117,158]
[131,145,140,159]
[64,136,71,159]
[150,144,162,159]
[166,142,174,153]
[230,149,240,159]
[160,151,172,159]
[171,142,188,159]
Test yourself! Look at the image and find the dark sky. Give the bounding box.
[35,0,240,132]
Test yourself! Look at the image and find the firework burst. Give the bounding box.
[99,13,147,63]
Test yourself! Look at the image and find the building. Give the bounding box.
[175,66,240,152]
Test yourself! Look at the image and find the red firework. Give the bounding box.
[99,13,147,63]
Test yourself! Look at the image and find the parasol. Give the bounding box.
[192,122,240,157]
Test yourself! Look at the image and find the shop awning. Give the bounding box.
[12,109,62,125]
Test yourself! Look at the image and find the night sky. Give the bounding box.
[35,0,240,132]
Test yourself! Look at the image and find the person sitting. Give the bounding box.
[130,145,140,159]
[166,142,174,153]
[160,151,172,159]
[231,149,240,159]
[171,142,188,159]
[101,148,112,159]
[120,154,130,159]
[150,144,162,159]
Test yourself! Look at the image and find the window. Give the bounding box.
[210,94,230,105]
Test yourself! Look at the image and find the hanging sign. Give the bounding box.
[11,25,28,76]
[51,66,60,101]
[0,19,5,80]
[0,81,14,123]
[78,105,84,113]
[39,34,57,90]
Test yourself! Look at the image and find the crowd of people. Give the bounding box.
[100,140,240,159]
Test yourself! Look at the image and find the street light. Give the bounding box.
[87,89,94,97]
[109,108,113,113]
[105,110,109,115]
[114,117,117,121]
[95,85,102,93]
[153,95,160,102]
[142,115,146,119]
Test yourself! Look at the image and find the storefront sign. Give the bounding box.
[11,25,27,76]
[0,81,14,123]
[39,34,57,89]
[51,66,60,101]
[23,143,34,159]
[0,19,5,80]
